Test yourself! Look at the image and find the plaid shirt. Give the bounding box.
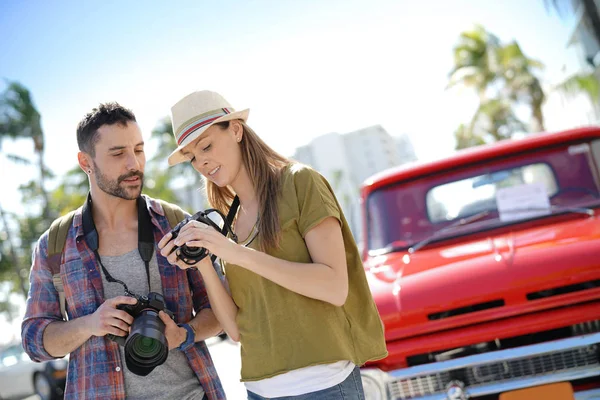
[21,196,226,400]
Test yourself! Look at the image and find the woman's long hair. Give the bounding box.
[206,120,290,250]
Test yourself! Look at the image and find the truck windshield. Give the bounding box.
[367,140,600,253]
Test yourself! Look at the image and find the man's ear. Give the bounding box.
[77,152,92,175]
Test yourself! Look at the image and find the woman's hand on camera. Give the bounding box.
[159,221,240,269]
[159,230,209,270]
[160,220,241,266]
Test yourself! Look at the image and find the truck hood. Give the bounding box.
[366,214,600,341]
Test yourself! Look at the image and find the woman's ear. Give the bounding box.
[231,120,243,142]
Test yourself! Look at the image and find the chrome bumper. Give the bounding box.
[361,332,600,399]
[576,388,600,400]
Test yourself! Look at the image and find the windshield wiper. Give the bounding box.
[408,210,491,254]
[500,205,595,217]
[408,205,595,254]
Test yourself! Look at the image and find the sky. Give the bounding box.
[0,0,582,342]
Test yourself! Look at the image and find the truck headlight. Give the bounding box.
[360,368,387,400]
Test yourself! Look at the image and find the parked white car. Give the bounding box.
[0,343,66,400]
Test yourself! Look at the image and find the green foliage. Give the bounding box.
[555,72,600,104]
[448,26,546,149]
[150,117,198,181]
[0,81,50,301]
[0,232,13,278]
[49,166,88,216]
[0,81,43,146]
[454,124,486,150]
[447,24,501,98]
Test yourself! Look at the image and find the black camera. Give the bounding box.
[107,291,174,376]
[169,208,236,265]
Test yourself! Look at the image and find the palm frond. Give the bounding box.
[555,72,600,103]
[5,153,31,165]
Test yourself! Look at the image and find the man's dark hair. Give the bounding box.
[77,102,136,156]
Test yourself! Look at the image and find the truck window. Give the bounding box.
[367,140,600,253]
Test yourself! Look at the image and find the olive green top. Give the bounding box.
[222,163,388,381]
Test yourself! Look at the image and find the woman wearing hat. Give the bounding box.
[159,91,387,399]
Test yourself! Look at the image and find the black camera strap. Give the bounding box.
[203,196,239,264]
[82,193,155,295]
[224,195,240,237]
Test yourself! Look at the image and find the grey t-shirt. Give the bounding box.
[99,249,205,400]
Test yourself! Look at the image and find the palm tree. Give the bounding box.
[148,117,203,211]
[555,71,600,104]
[0,204,27,297]
[471,98,527,142]
[454,123,485,150]
[448,26,547,148]
[0,81,51,220]
[447,24,502,101]
[150,117,198,179]
[499,42,546,131]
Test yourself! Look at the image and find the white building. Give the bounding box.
[544,0,600,130]
[292,125,417,243]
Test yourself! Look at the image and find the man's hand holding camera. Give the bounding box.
[158,311,189,350]
[87,296,137,338]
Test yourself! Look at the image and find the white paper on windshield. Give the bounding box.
[496,182,551,222]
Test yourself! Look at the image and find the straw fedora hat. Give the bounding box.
[168,90,249,166]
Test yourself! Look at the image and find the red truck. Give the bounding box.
[358,127,600,400]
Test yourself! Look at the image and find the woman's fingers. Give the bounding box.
[158,232,172,249]
[159,237,177,258]
[179,220,210,234]
[159,223,224,269]
[173,227,214,246]
[166,248,180,265]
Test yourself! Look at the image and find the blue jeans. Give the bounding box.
[247,366,365,400]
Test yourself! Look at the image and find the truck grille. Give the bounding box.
[388,344,600,399]
[389,372,451,399]
[572,320,600,335]
[466,346,598,384]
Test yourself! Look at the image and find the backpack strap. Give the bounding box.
[47,211,76,321]
[156,200,187,229]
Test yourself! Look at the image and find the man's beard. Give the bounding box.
[93,161,144,200]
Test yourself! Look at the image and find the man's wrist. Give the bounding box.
[79,314,95,338]
[176,323,196,351]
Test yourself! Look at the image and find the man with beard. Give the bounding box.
[21,103,225,400]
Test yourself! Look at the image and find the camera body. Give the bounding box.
[169,209,231,265]
[107,292,174,376]
[108,291,174,346]
[119,291,174,319]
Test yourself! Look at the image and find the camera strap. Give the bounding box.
[224,195,240,236]
[82,193,155,295]
[203,196,240,264]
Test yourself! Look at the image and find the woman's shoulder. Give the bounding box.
[280,162,337,207]
[282,162,326,186]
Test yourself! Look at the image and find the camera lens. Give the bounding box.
[123,310,169,376]
[131,336,161,358]
[180,244,205,258]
